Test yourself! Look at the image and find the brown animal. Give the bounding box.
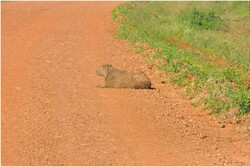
[96,64,151,89]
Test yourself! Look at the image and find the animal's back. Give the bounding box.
[131,70,151,89]
[96,64,151,89]
[105,68,133,88]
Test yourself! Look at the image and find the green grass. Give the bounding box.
[112,2,250,116]
[179,7,229,31]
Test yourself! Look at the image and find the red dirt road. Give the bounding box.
[2,2,250,166]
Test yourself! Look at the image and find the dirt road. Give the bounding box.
[2,2,250,166]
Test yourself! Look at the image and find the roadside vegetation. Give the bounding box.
[112,2,250,117]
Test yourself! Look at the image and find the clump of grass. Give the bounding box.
[179,7,229,31]
[112,2,250,116]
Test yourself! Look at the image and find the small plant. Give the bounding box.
[179,8,228,31]
[234,90,250,115]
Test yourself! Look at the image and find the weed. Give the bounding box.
[179,7,229,31]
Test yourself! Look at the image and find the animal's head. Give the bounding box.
[96,64,112,78]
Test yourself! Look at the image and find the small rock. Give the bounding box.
[178,115,185,119]
[200,134,207,139]
[79,143,87,147]
[232,118,241,124]
[161,80,166,84]
[213,146,218,150]
[16,87,21,90]
[146,64,154,69]
[220,124,225,128]
[206,154,212,157]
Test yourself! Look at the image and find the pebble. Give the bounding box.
[213,146,218,150]
[178,115,185,119]
[206,154,212,157]
[200,134,208,139]
[161,80,166,84]
[220,124,225,128]
[16,87,21,90]
[232,119,241,124]
[147,64,154,69]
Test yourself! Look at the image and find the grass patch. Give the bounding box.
[179,7,229,31]
[112,2,250,116]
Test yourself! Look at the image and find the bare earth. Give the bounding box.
[2,2,250,166]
